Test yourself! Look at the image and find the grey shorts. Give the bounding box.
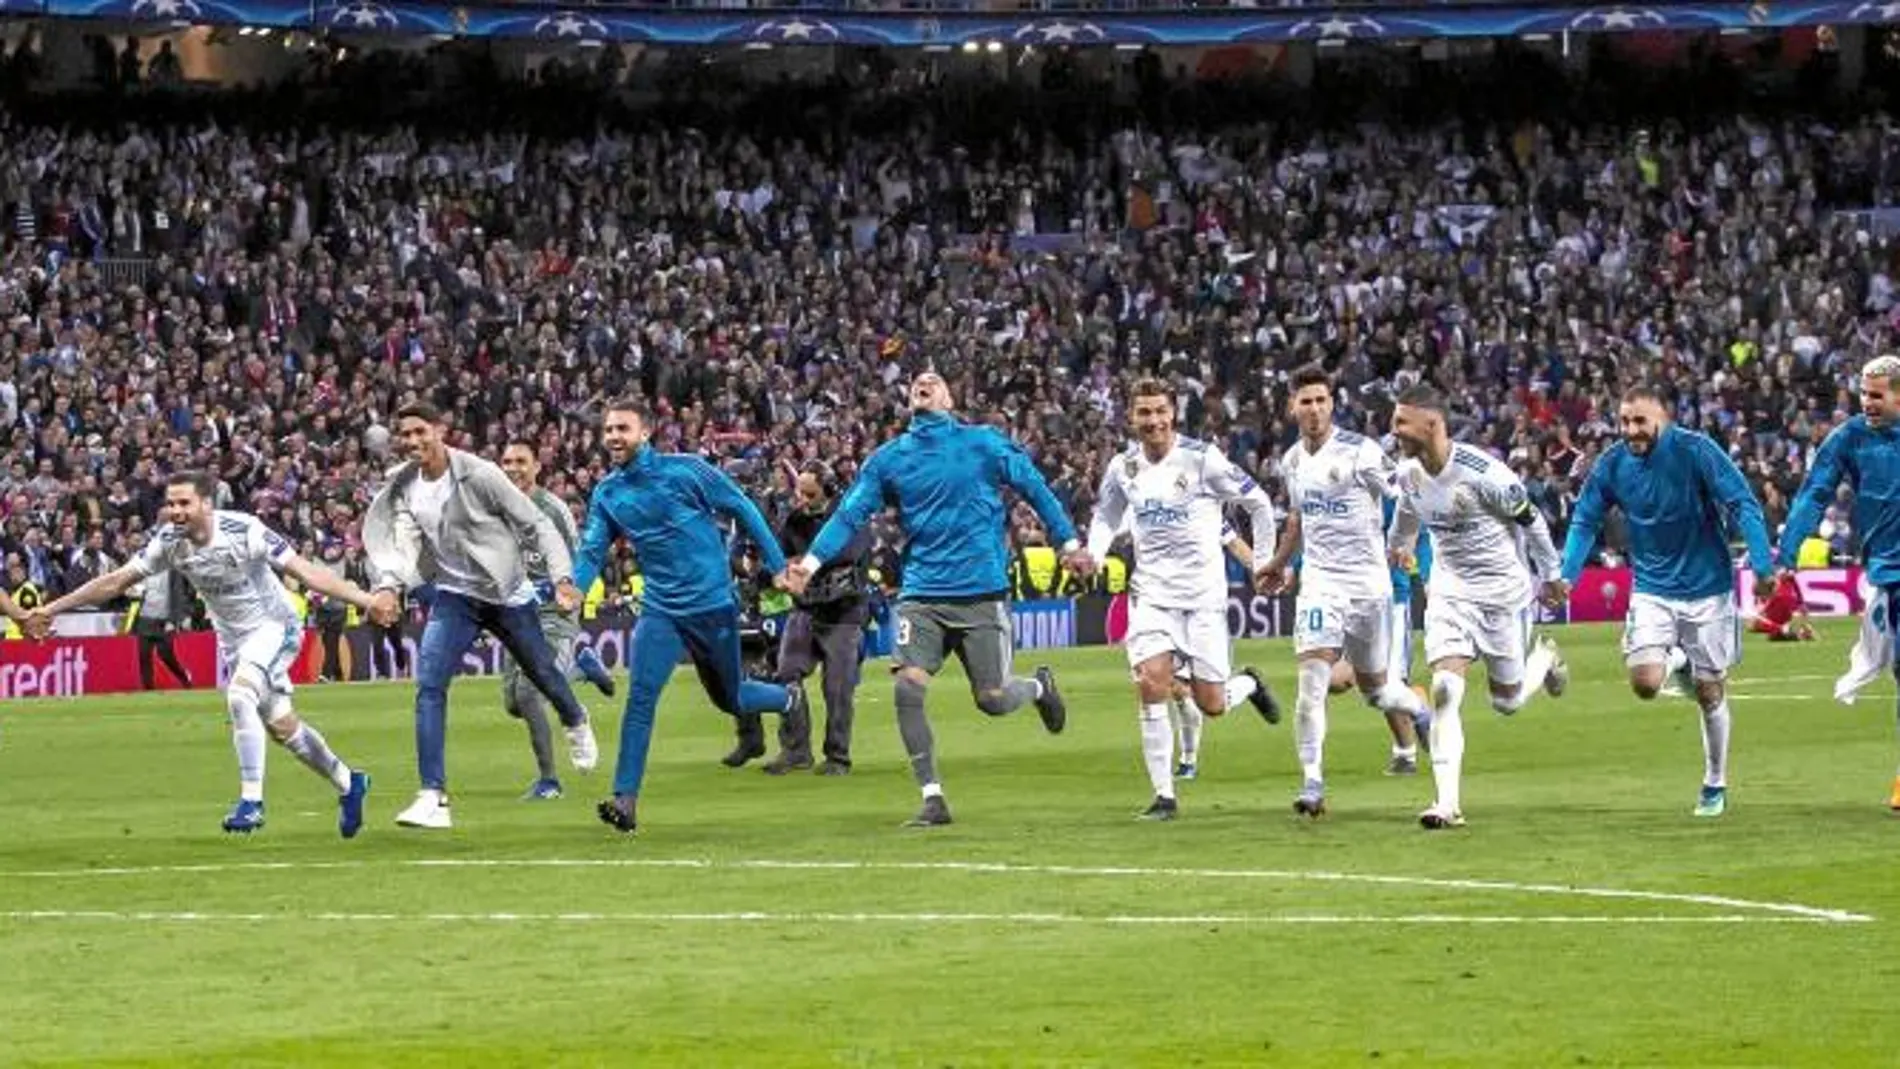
[501,607,579,716]
[893,597,1014,689]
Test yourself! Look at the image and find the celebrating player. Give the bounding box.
[578,398,810,835]
[497,441,619,801]
[1777,355,1900,811]
[1086,377,1280,820]
[1165,516,1281,782]
[789,370,1082,828]
[1560,386,1775,818]
[34,472,374,837]
[363,401,600,831]
[1258,366,1429,818]
[1388,386,1569,830]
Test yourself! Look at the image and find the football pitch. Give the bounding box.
[3,621,1899,1067]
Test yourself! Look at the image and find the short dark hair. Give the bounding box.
[166,470,218,500]
[1621,384,1666,407]
[603,396,651,423]
[1128,377,1170,401]
[1395,384,1448,416]
[502,439,538,456]
[394,400,445,426]
[1290,364,1333,393]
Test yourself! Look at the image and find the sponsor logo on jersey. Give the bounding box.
[1134,498,1192,527]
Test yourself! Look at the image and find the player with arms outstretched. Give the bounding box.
[1086,377,1281,820]
[35,472,375,836]
[1560,386,1775,817]
[1777,355,1900,811]
[1258,365,1429,818]
[1387,386,1569,830]
[578,398,810,835]
[789,370,1082,828]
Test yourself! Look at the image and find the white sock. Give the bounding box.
[1172,698,1202,766]
[1223,673,1257,711]
[921,782,944,799]
[283,722,353,794]
[1701,700,1731,789]
[1429,670,1467,813]
[228,689,267,802]
[1392,742,1418,760]
[1666,646,1689,676]
[1140,702,1175,800]
[1295,659,1331,784]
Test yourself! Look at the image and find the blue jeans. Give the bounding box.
[616,605,789,797]
[415,589,588,791]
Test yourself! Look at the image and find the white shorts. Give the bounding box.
[1293,593,1392,676]
[1424,596,1533,685]
[1126,599,1231,684]
[1839,585,1893,704]
[220,623,303,696]
[1623,592,1738,681]
[1386,600,1414,683]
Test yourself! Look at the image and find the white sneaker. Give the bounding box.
[395,790,452,829]
[1418,804,1466,830]
[1540,637,1569,698]
[566,719,599,773]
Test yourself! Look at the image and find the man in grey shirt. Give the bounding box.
[497,441,618,800]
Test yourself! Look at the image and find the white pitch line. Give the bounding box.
[1731,674,1838,684]
[0,909,1849,926]
[1,857,1873,923]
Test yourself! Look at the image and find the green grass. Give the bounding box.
[4,621,1900,1067]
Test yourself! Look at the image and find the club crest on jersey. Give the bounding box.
[1174,472,1189,494]
[1125,456,1140,479]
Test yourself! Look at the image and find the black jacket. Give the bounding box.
[781,507,871,622]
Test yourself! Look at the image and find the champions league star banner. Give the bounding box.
[29,1,1900,45]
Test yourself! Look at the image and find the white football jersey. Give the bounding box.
[1088,436,1276,611]
[1394,443,1535,607]
[133,511,301,637]
[1280,428,1394,602]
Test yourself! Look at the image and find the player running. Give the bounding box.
[1086,377,1280,820]
[1387,386,1569,830]
[1560,386,1775,817]
[1164,516,1281,782]
[578,398,810,835]
[1258,366,1429,818]
[496,441,619,801]
[34,472,375,837]
[790,370,1082,828]
[1777,354,1900,811]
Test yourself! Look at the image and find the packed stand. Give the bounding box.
[0,46,1890,621]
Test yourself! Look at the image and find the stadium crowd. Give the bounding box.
[0,44,1888,621]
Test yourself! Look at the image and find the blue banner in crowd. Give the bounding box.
[18,0,1889,44]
